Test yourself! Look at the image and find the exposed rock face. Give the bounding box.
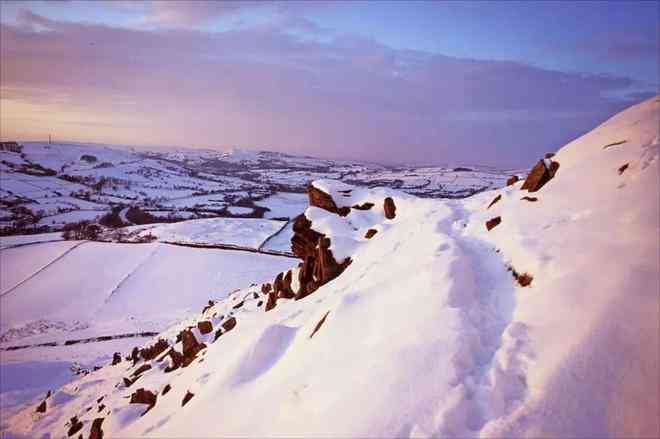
[36,400,46,413]
[521,159,560,192]
[545,152,555,159]
[132,364,151,377]
[197,321,213,335]
[89,417,104,439]
[308,184,349,216]
[67,416,83,437]
[265,291,278,312]
[123,376,140,388]
[486,216,502,231]
[221,317,237,332]
[140,339,168,361]
[364,229,378,239]
[487,194,502,209]
[507,176,520,186]
[618,163,629,175]
[384,197,396,219]
[161,384,171,396]
[111,352,122,366]
[291,215,323,260]
[182,391,194,407]
[129,388,156,414]
[309,312,330,339]
[261,283,271,294]
[180,329,205,366]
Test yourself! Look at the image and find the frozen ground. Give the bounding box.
[0,97,657,438]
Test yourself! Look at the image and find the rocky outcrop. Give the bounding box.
[308,184,350,216]
[182,391,194,407]
[197,321,213,335]
[364,229,378,239]
[486,217,502,231]
[67,416,83,437]
[507,176,519,186]
[89,417,104,439]
[352,202,374,210]
[130,388,156,415]
[111,352,122,365]
[140,339,168,361]
[521,159,560,192]
[161,384,171,396]
[384,197,396,219]
[132,364,151,377]
[36,400,46,413]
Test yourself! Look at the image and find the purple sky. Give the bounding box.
[1,1,657,167]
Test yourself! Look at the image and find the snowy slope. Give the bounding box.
[1,97,658,438]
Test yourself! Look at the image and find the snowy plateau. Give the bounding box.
[0,96,658,438]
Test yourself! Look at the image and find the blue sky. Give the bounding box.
[1,0,657,166]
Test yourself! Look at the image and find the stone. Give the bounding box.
[89,418,104,439]
[132,364,151,377]
[521,159,560,192]
[130,388,156,414]
[222,317,237,332]
[364,229,378,239]
[140,339,168,361]
[123,376,140,388]
[179,329,206,367]
[197,321,213,334]
[308,184,344,215]
[486,217,501,231]
[487,194,502,209]
[309,312,330,339]
[383,197,396,219]
[67,416,83,437]
[261,283,271,294]
[164,349,184,372]
[618,163,629,175]
[506,175,519,186]
[352,202,374,210]
[130,347,140,365]
[182,391,194,407]
[291,214,323,260]
[521,196,538,202]
[36,400,46,413]
[545,152,555,159]
[161,384,171,395]
[278,270,295,299]
[111,352,122,366]
[201,300,215,314]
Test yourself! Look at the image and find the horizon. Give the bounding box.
[1,1,658,167]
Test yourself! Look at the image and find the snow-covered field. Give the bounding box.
[0,97,657,438]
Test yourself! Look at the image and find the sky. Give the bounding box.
[0,0,658,167]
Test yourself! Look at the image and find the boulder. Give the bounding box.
[308,184,345,215]
[278,270,295,299]
[130,347,140,365]
[265,291,278,311]
[164,349,184,372]
[521,159,560,192]
[89,418,104,439]
[180,329,206,366]
[182,391,194,407]
[384,197,396,219]
[111,352,122,366]
[521,196,538,202]
[364,229,378,239]
[291,215,323,259]
[36,400,46,413]
[67,416,83,437]
[486,217,502,231]
[130,388,156,414]
[506,175,519,186]
[261,283,271,294]
[487,194,502,209]
[197,321,213,335]
[123,376,140,388]
[352,202,374,210]
[140,339,168,361]
[222,317,237,333]
[132,364,151,377]
[161,384,171,396]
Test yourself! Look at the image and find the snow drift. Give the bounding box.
[2,97,658,438]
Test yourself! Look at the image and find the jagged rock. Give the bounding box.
[111,352,122,366]
[364,229,378,239]
[521,159,560,192]
[352,202,374,210]
[618,163,629,175]
[232,301,244,309]
[222,317,237,332]
[506,175,519,186]
[253,292,259,299]
[521,196,538,202]
[201,300,215,314]
[132,364,151,377]
[140,339,168,361]
[310,312,330,339]
[123,376,140,388]
[164,348,184,372]
[291,214,323,259]
[278,270,295,299]
[89,418,104,439]
[36,400,46,413]
[130,388,156,414]
[265,291,278,311]
[130,347,140,365]
[486,217,502,231]
[261,283,271,294]
[182,391,194,407]
[97,396,103,404]
[180,329,206,367]
[197,321,213,335]
[161,384,171,395]
[545,152,555,159]
[384,197,396,219]
[67,416,83,437]
[308,184,348,215]
[98,404,105,413]
[487,194,502,209]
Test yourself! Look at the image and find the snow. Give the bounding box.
[1,97,658,438]
[255,192,308,219]
[0,232,63,250]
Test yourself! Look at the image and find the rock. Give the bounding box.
[130,347,140,365]
[197,321,213,335]
[487,194,502,209]
[201,300,215,314]
[132,364,151,377]
[98,404,105,412]
[36,400,46,413]
[521,159,560,192]
[383,197,396,219]
[180,329,206,367]
[164,349,184,372]
[618,163,629,175]
[140,339,168,361]
[232,301,244,309]
[67,416,83,437]
[352,202,374,210]
[222,317,237,333]
[364,229,378,239]
[506,175,519,186]
[309,312,330,339]
[162,384,171,395]
[291,214,323,259]
[123,376,140,388]
[308,184,345,215]
[486,216,502,231]
[517,273,533,287]
[265,291,277,311]
[182,391,194,407]
[521,196,538,202]
[111,352,122,366]
[278,270,295,299]
[130,388,156,414]
[261,283,271,294]
[545,152,555,159]
[89,418,104,439]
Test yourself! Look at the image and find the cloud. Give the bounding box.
[0,11,650,166]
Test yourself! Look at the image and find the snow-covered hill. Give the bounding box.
[1,97,658,438]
